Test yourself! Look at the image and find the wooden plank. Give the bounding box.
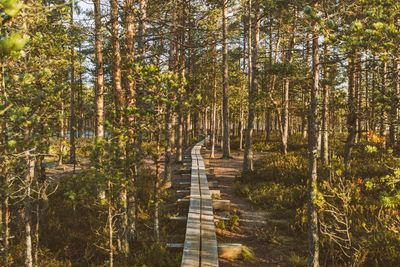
[197,144,219,267]
[182,142,202,267]
[181,151,201,267]
[182,140,219,267]
[212,200,230,211]
[167,243,184,248]
[218,244,242,260]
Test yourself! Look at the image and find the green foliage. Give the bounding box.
[286,252,307,266]
[0,0,23,16]
[0,32,29,56]
[239,134,400,264]
[241,245,255,261]
[29,166,178,266]
[265,62,299,77]
[318,155,400,265]
[237,181,305,211]
[239,151,308,185]
[129,242,181,267]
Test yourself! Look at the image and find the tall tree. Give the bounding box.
[123,0,136,254]
[344,51,356,173]
[308,20,320,267]
[69,0,76,164]
[222,0,230,158]
[164,0,178,184]
[93,0,104,138]
[176,0,186,163]
[321,43,330,164]
[243,0,259,172]
[110,0,123,128]
[280,8,297,155]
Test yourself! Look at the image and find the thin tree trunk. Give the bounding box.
[280,10,297,155]
[34,193,40,267]
[321,44,330,164]
[77,45,84,138]
[135,0,147,173]
[154,129,160,242]
[1,62,9,266]
[176,1,186,162]
[165,0,177,186]
[211,43,217,158]
[123,0,136,248]
[94,0,104,138]
[222,0,230,158]
[344,51,357,174]
[58,98,64,166]
[380,61,387,137]
[204,106,208,139]
[110,0,125,258]
[243,0,259,172]
[70,0,76,165]
[365,56,370,132]
[265,108,271,141]
[25,153,35,267]
[138,0,147,58]
[110,0,123,127]
[2,169,9,267]
[390,57,399,148]
[308,29,319,267]
[240,106,244,150]
[371,55,377,132]
[108,181,113,267]
[357,55,362,142]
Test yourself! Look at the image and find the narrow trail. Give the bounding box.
[204,149,283,266]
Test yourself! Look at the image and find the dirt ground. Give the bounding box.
[204,147,286,266]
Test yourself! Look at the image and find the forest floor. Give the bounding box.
[45,159,91,179]
[42,142,292,266]
[204,147,287,266]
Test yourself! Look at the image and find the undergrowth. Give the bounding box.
[237,133,400,265]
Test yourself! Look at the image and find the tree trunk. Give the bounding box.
[222,0,230,158]
[240,106,244,150]
[176,0,186,162]
[70,0,76,165]
[321,44,330,164]
[123,0,137,246]
[371,54,377,132]
[153,129,161,242]
[34,193,40,267]
[58,98,65,166]
[344,51,357,174]
[94,0,104,138]
[280,10,297,155]
[108,181,113,267]
[1,62,9,266]
[380,61,387,137]
[243,0,259,172]
[110,0,123,127]
[138,0,147,58]
[308,30,319,267]
[77,45,84,138]
[390,58,399,148]
[2,168,9,267]
[165,0,178,186]
[211,43,217,158]
[25,154,35,267]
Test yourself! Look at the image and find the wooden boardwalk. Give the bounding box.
[181,140,219,267]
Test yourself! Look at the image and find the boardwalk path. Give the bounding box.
[181,140,219,267]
